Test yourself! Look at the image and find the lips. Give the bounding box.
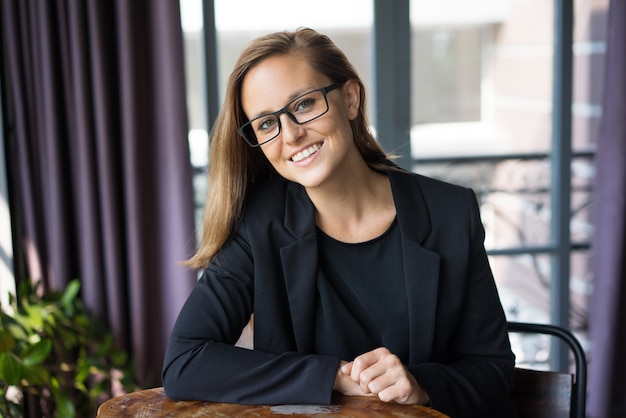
[291,143,321,162]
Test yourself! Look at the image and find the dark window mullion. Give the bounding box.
[550,0,574,372]
[373,0,411,170]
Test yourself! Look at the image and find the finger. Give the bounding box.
[340,361,353,375]
[370,368,421,404]
[359,355,408,396]
[377,385,408,403]
[356,360,391,394]
[350,348,389,382]
[356,348,398,387]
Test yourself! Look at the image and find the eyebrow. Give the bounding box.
[249,85,317,120]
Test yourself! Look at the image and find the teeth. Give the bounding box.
[292,144,320,162]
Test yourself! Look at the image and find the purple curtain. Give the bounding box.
[588,0,626,417]
[1,0,196,388]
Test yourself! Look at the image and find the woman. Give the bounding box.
[163,28,516,417]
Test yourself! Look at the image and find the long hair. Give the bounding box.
[187,28,398,269]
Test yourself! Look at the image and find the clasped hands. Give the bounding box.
[333,347,429,405]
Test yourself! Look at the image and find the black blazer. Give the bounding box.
[163,170,516,417]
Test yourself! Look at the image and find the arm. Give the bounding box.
[410,189,515,416]
[162,231,339,405]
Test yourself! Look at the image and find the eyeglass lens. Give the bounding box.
[242,89,329,145]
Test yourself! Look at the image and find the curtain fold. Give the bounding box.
[588,0,626,416]
[1,0,196,388]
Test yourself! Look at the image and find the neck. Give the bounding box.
[306,165,395,243]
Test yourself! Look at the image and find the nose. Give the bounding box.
[278,112,305,144]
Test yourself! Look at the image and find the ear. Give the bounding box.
[342,79,361,120]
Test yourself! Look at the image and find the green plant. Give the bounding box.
[0,279,138,417]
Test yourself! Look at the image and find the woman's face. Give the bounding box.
[240,53,361,189]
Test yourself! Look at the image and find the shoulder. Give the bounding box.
[241,178,288,220]
[389,169,475,208]
[242,178,311,225]
[388,169,481,242]
[246,177,289,204]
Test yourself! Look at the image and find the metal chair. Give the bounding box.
[507,322,587,418]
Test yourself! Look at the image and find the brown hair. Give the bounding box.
[187,28,399,269]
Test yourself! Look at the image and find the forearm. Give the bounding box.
[163,339,339,405]
[409,354,514,417]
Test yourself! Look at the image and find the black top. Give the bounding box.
[314,218,409,362]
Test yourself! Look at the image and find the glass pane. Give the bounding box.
[568,249,590,372]
[180,0,210,229]
[410,0,555,158]
[414,156,593,251]
[412,27,483,124]
[413,158,553,250]
[214,0,373,105]
[484,158,552,250]
[492,253,552,368]
[494,250,591,370]
[181,0,208,134]
[492,253,551,320]
[571,156,594,244]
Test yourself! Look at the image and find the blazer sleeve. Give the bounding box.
[162,223,339,405]
[409,188,516,417]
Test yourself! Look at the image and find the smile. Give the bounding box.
[291,143,321,162]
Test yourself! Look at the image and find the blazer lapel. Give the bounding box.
[281,183,318,353]
[390,171,441,364]
[402,239,441,363]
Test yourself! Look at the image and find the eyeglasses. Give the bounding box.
[238,82,344,147]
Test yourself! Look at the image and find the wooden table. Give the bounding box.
[97,387,449,417]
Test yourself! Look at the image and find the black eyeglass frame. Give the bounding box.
[238,81,344,147]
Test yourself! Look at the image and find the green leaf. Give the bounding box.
[52,390,76,418]
[111,349,128,367]
[0,330,16,353]
[22,304,45,331]
[5,322,27,341]
[60,280,80,308]
[96,335,113,357]
[89,379,108,397]
[0,352,23,385]
[74,359,91,384]
[22,363,50,386]
[8,401,22,418]
[22,339,52,366]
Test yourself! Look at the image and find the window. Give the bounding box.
[407,0,603,369]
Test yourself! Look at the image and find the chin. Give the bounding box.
[284,171,329,189]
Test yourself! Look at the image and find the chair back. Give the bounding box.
[511,367,572,418]
[507,322,587,418]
